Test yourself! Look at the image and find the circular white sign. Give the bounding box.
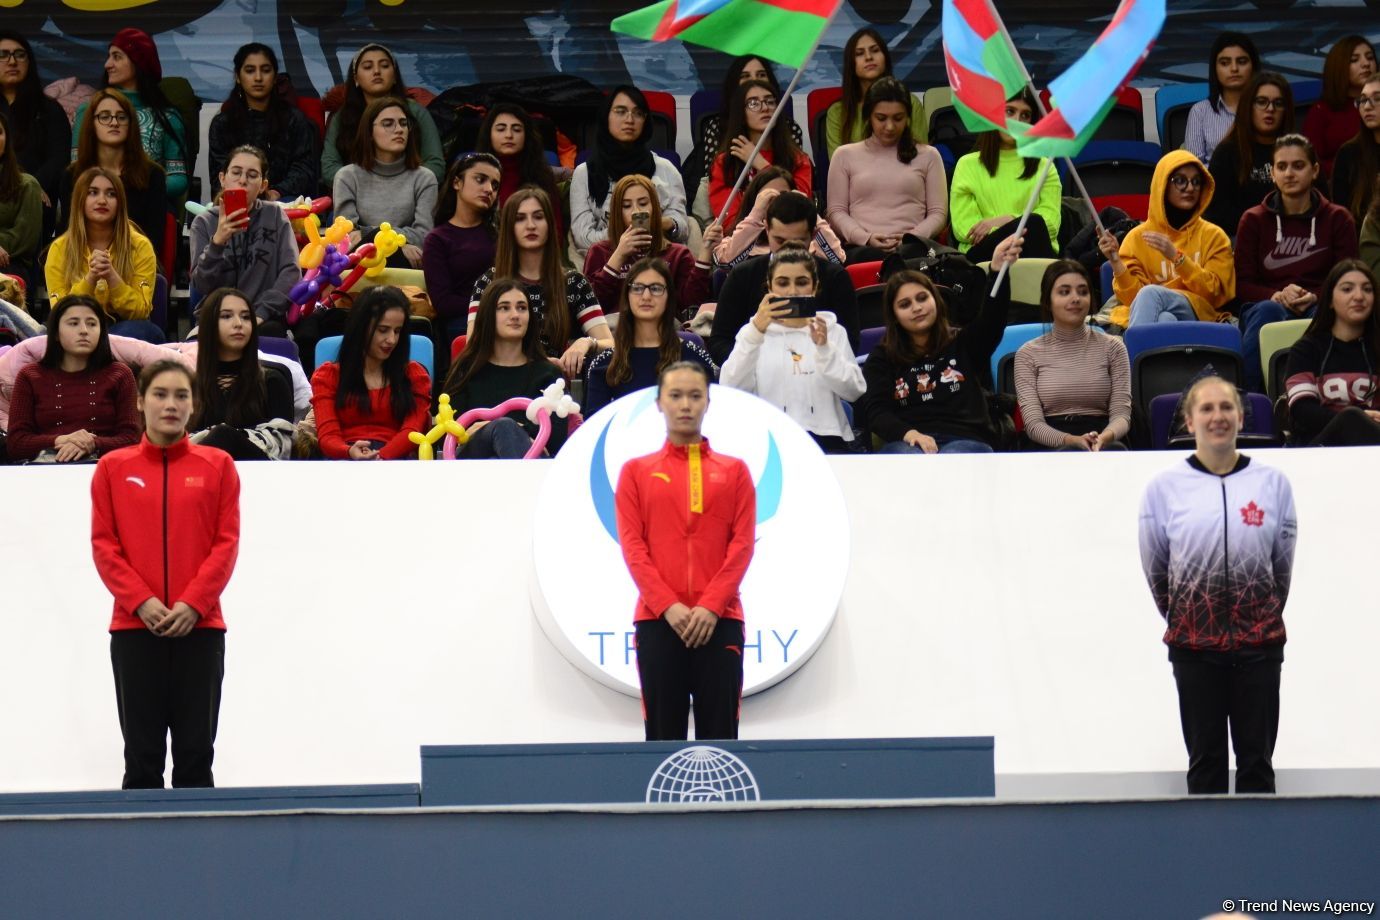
[532,385,848,697]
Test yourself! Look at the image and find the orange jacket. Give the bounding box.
[615,439,755,623]
[91,436,241,631]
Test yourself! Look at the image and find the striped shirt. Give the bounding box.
[469,268,605,353]
[1014,325,1132,448]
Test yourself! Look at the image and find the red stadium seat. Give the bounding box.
[1093,193,1150,221]
[451,334,467,360]
[846,260,883,290]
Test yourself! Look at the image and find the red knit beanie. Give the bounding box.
[111,28,161,83]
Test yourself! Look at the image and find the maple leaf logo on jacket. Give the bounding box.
[1240,501,1265,527]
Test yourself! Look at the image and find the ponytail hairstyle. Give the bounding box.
[1205,32,1260,114]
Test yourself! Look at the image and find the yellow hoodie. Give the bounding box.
[1110,149,1235,326]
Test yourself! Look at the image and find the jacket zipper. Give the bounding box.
[1219,478,1237,651]
[162,449,170,605]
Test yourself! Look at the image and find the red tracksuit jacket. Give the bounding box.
[91,435,241,631]
[615,438,755,623]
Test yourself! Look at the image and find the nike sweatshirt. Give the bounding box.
[1234,189,1358,304]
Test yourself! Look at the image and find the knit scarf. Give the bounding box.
[586,130,655,206]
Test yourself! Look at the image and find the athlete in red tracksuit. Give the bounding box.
[91,360,240,789]
[616,362,756,741]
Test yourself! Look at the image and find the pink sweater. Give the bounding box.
[826,137,949,245]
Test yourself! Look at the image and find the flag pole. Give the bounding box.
[711,15,839,228]
[989,158,1052,296]
[991,18,1107,236]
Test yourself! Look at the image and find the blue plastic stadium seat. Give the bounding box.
[314,334,435,379]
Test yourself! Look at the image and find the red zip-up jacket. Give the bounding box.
[91,435,241,632]
[615,438,755,623]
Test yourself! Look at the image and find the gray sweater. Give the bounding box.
[332,159,438,249]
[190,201,302,322]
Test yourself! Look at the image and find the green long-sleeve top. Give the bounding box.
[72,90,187,200]
[949,147,1062,253]
[321,98,446,190]
[0,174,43,264]
[823,95,926,157]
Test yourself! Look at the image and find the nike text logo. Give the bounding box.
[1262,250,1321,271]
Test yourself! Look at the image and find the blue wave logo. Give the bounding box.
[589,394,783,543]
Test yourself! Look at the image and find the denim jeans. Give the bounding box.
[109,319,166,344]
[879,436,993,454]
[1240,300,1313,393]
[459,417,535,459]
[1127,285,1197,326]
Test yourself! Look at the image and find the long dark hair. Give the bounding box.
[1222,72,1294,185]
[0,32,46,156]
[1343,77,1380,216]
[735,165,793,226]
[718,55,783,120]
[353,95,421,171]
[1038,259,1093,323]
[1303,259,1379,356]
[333,43,408,166]
[880,269,953,363]
[862,77,917,164]
[606,258,681,387]
[41,295,114,370]
[474,102,561,206]
[717,79,801,188]
[0,111,21,200]
[193,287,266,429]
[978,87,1040,179]
[218,43,294,171]
[492,187,569,348]
[840,28,893,145]
[433,151,500,231]
[443,278,546,397]
[335,285,415,423]
[72,88,157,191]
[1206,32,1260,114]
[1321,35,1375,110]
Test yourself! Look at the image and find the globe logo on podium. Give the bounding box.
[645,746,761,803]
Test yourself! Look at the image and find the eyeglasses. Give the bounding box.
[0,49,29,64]
[1168,174,1204,190]
[628,282,667,296]
[225,167,263,182]
[745,96,778,112]
[1356,94,1380,110]
[1253,97,1288,111]
[94,111,131,126]
[375,117,410,131]
[611,105,647,122]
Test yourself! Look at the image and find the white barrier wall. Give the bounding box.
[2,449,1377,794]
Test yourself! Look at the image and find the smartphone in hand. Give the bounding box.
[221,187,248,217]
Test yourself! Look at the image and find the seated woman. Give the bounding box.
[1236,135,1358,392]
[46,167,161,343]
[569,86,689,258]
[424,152,500,342]
[708,79,812,230]
[333,96,437,269]
[1014,261,1131,451]
[1362,177,1380,276]
[473,103,563,217]
[826,77,948,263]
[1100,151,1235,328]
[582,174,718,316]
[686,55,806,194]
[1302,35,1376,177]
[189,145,301,335]
[713,169,845,268]
[720,242,864,453]
[208,43,319,202]
[310,285,430,460]
[0,111,42,289]
[824,27,925,157]
[72,29,187,200]
[1332,76,1380,222]
[950,88,1061,261]
[1205,71,1294,236]
[189,287,295,460]
[1182,33,1260,163]
[442,278,568,458]
[322,43,444,188]
[0,32,70,236]
[470,187,613,377]
[584,257,719,417]
[5,294,139,462]
[1284,259,1380,445]
[64,88,167,245]
[859,232,1024,454]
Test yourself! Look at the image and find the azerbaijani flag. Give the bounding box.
[941,0,1027,133]
[612,0,841,69]
[1008,0,1165,158]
